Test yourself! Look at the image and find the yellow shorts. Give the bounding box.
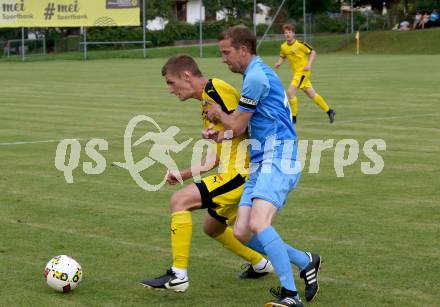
[291,71,312,89]
[195,172,247,226]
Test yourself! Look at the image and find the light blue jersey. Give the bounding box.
[235,55,311,299]
[237,56,297,162]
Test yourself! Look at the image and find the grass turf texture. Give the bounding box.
[0,54,439,306]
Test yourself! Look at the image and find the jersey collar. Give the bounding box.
[244,56,262,77]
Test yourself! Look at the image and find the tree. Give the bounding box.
[263,0,336,19]
[144,0,174,20]
[203,0,255,19]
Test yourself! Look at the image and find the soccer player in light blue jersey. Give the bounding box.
[204,25,321,307]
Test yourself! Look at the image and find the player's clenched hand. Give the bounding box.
[165,171,180,185]
[303,65,311,71]
[202,124,223,143]
[202,124,217,139]
[206,102,222,122]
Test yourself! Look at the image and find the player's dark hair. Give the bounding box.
[282,23,295,32]
[218,25,256,55]
[161,54,203,77]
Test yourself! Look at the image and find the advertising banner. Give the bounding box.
[0,0,140,27]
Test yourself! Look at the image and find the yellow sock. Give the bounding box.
[289,96,298,117]
[171,211,192,270]
[213,227,263,265]
[312,94,330,112]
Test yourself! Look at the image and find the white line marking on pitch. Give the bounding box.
[0,140,60,146]
[301,113,440,126]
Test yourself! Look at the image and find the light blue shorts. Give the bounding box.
[239,158,301,209]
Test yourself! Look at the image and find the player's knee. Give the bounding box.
[248,221,261,234]
[305,88,316,98]
[287,87,297,98]
[202,222,220,238]
[233,227,248,244]
[169,190,190,212]
[248,217,269,234]
[203,225,220,238]
[170,188,201,213]
[202,225,215,237]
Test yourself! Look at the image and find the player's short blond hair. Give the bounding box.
[282,23,295,32]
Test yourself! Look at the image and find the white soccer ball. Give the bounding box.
[44,255,82,293]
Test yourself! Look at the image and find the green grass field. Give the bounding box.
[1,54,439,306]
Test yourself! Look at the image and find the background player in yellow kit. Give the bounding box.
[141,54,272,292]
[275,23,336,124]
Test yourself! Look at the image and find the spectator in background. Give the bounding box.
[399,21,411,31]
[428,9,439,27]
[392,20,410,31]
[382,2,388,16]
[413,11,422,29]
[421,11,430,29]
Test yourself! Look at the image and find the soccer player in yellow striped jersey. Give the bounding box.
[141,54,273,293]
[201,79,248,177]
[275,23,336,124]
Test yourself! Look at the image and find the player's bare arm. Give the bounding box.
[304,50,317,71]
[165,150,219,185]
[206,103,251,139]
[274,56,285,69]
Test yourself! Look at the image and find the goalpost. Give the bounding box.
[4,37,46,59]
[256,0,287,51]
[256,0,312,51]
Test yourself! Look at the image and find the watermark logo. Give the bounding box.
[113,115,193,191]
[54,114,386,192]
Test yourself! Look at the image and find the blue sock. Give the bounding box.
[248,235,310,270]
[246,235,265,254]
[285,245,310,270]
[257,226,296,292]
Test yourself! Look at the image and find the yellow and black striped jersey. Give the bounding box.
[201,78,249,174]
[280,40,313,74]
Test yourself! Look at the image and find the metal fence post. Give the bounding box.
[253,0,257,35]
[21,27,25,61]
[351,0,354,33]
[43,35,46,55]
[199,0,203,58]
[83,27,87,61]
[143,0,146,58]
[303,0,306,42]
